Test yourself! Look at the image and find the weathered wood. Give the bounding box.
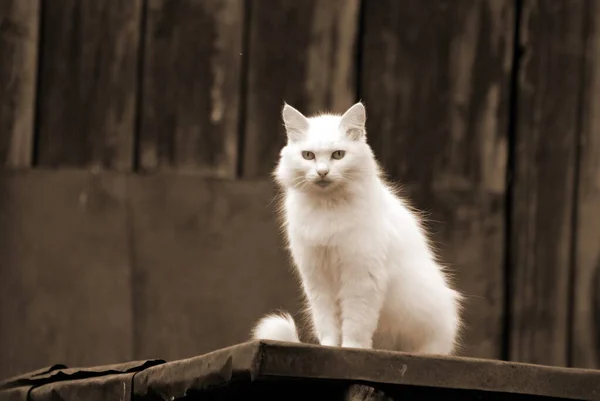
[129,175,300,361]
[243,0,360,178]
[571,0,600,369]
[138,0,243,177]
[132,341,600,401]
[509,0,586,366]
[35,0,142,171]
[361,0,513,359]
[0,170,133,379]
[0,0,39,167]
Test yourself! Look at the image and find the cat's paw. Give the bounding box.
[341,339,372,349]
[320,336,340,347]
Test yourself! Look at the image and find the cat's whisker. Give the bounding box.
[290,176,308,188]
[292,178,310,190]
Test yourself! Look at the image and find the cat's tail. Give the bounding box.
[251,311,300,343]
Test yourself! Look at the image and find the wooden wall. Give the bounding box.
[0,0,598,378]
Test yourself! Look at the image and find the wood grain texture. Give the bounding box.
[0,170,133,379]
[571,0,600,369]
[509,0,586,366]
[243,0,360,178]
[138,0,243,176]
[0,0,38,167]
[129,175,301,361]
[35,0,142,171]
[361,0,513,359]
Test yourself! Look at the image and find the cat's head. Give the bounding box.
[273,102,378,195]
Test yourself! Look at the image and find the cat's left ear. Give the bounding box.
[282,103,309,142]
[339,102,366,141]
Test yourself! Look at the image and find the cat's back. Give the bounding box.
[366,182,440,261]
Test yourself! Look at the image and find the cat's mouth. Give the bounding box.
[315,180,332,188]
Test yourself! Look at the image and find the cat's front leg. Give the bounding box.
[293,247,341,347]
[304,279,340,347]
[338,256,386,349]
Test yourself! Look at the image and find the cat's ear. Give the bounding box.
[339,102,366,141]
[282,103,309,142]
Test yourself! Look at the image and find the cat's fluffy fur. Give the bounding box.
[251,102,463,355]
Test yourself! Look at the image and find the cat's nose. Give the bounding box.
[316,163,330,177]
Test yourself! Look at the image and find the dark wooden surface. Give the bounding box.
[138,0,243,177]
[242,0,360,178]
[0,170,134,379]
[129,341,600,401]
[508,0,585,367]
[35,0,142,171]
[129,175,300,361]
[571,0,600,370]
[0,0,38,167]
[361,0,513,359]
[7,343,600,401]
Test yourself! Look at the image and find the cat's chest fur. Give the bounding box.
[284,192,371,248]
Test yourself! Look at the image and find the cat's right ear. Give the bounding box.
[340,102,366,141]
[282,103,309,142]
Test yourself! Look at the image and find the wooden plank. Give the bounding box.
[138,0,243,177]
[0,170,133,379]
[243,0,360,178]
[0,0,39,167]
[35,0,142,171]
[571,0,600,369]
[129,175,300,361]
[361,1,513,359]
[509,0,586,366]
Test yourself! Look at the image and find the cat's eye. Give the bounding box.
[331,150,346,160]
[302,151,315,160]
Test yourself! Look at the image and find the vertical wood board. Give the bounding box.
[509,0,585,366]
[571,0,600,369]
[0,0,39,167]
[139,0,244,177]
[35,0,142,171]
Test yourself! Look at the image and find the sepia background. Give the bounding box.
[0,0,599,380]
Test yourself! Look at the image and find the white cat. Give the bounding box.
[252,102,463,355]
